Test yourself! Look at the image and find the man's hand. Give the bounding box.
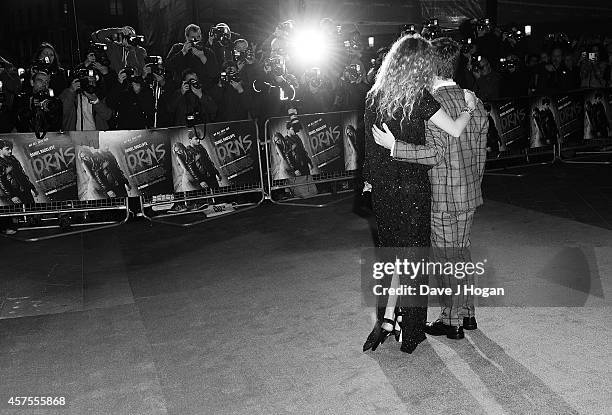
[181,81,190,95]
[152,73,165,86]
[92,62,109,75]
[107,190,117,198]
[463,89,477,110]
[70,78,81,93]
[199,181,207,188]
[143,65,152,76]
[362,181,372,193]
[117,69,127,84]
[191,84,203,99]
[230,80,244,93]
[182,42,193,56]
[372,123,396,150]
[11,196,22,204]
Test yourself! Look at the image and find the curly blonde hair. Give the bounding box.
[367,35,435,124]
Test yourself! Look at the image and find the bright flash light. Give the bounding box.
[290,28,329,65]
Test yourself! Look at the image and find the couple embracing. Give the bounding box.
[362,35,489,354]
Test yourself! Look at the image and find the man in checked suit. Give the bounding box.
[373,37,488,339]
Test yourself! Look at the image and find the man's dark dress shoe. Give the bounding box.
[463,317,477,330]
[424,320,464,339]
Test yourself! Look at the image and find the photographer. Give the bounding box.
[251,55,297,120]
[83,43,117,92]
[25,43,68,95]
[537,47,578,93]
[59,68,112,131]
[209,61,252,122]
[207,23,235,68]
[14,70,62,135]
[499,55,529,98]
[106,68,155,130]
[333,63,368,112]
[91,26,147,76]
[579,45,609,88]
[365,47,389,85]
[164,69,217,127]
[0,57,21,132]
[298,67,334,114]
[467,54,501,102]
[166,24,220,92]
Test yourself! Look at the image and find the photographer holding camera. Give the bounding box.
[91,26,147,76]
[466,54,501,102]
[333,63,368,112]
[14,69,62,135]
[166,24,220,93]
[579,45,609,88]
[0,57,21,133]
[207,23,235,68]
[209,61,252,122]
[251,54,297,120]
[106,67,154,130]
[22,43,68,96]
[298,67,334,114]
[59,67,112,131]
[536,47,578,93]
[163,69,217,127]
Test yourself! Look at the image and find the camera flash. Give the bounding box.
[467,38,472,44]
[368,37,374,47]
[49,89,54,97]
[525,25,532,36]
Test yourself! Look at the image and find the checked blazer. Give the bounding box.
[392,82,488,213]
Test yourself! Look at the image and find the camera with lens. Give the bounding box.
[232,48,254,64]
[421,18,442,40]
[499,56,520,73]
[145,55,165,76]
[460,38,474,54]
[470,55,483,72]
[32,91,59,112]
[88,42,111,67]
[343,64,362,83]
[343,30,362,51]
[187,79,201,89]
[185,111,202,128]
[502,26,524,42]
[125,34,145,47]
[400,24,418,37]
[220,71,241,85]
[265,56,286,77]
[209,24,232,47]
[74,67,97,94]
[474,18,492,33]
[121,66,135,83]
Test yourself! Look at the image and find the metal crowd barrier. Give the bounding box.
[263,111,358,208]
[140,120,266,227]
[0,198,130,242]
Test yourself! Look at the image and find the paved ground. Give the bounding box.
[0,161,611,415]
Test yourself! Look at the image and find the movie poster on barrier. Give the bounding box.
[268,112,354,180]
[584,89,611,139]
[76,129,173,200]
[170,121,258,192]
[0,132,81,206]
[486,99,529,155]
[529,96,560,148]
[554,93,584,146]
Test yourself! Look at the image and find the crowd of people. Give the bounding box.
[0,17,611,137]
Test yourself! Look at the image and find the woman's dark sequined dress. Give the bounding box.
[363,88,441,351]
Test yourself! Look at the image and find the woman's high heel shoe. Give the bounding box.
[362,318,396,352]
[398,307,427,354]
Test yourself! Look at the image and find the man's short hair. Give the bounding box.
[181,68,197,80]
[430,37,460,79]
[185,24,201,38]
[0,139,13,150]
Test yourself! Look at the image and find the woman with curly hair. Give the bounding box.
[362,34,476,354]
